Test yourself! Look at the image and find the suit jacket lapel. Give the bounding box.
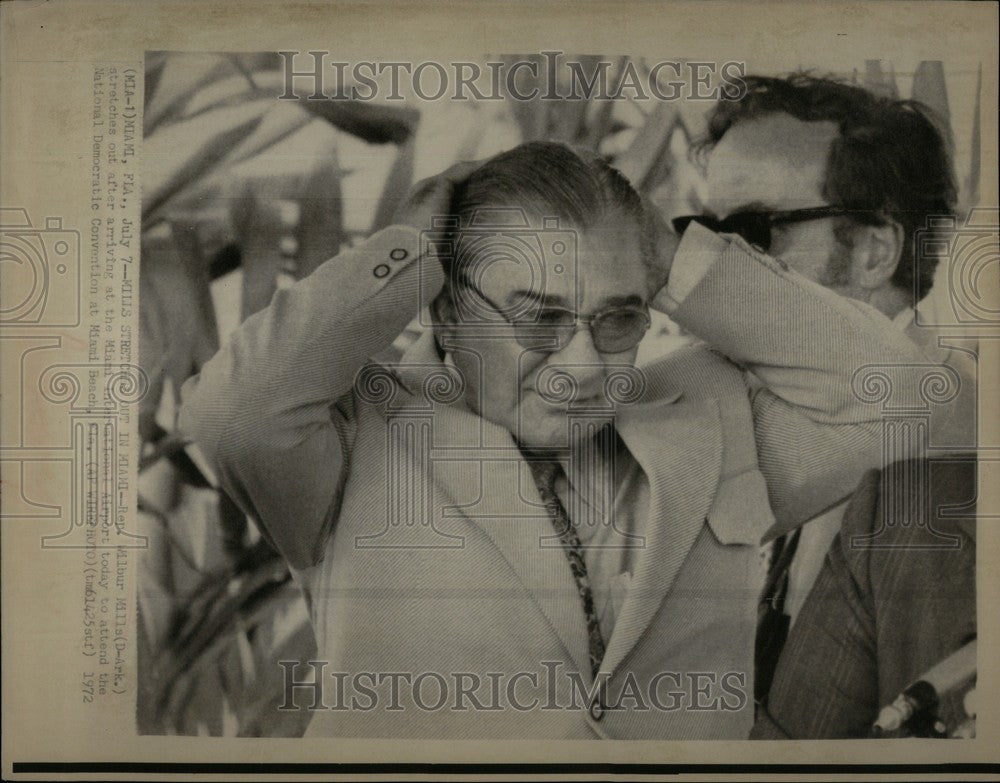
[599,395,723,677]
[393,331,593,676]
[446,445,594,678]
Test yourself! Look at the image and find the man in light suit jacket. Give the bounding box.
[179,141,929,738]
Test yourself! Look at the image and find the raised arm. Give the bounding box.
[656,223,930,533]
[178,162,476,568]
[177,227,438,567]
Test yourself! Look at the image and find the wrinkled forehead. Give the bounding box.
[705,114,840,216]
[455,208,645,308]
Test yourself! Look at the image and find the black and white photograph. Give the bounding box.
[1,1,997,779]
[135,49,984,739]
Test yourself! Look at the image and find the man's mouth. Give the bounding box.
[526,387,614,412]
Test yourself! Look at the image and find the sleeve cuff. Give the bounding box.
[663,223,733,309]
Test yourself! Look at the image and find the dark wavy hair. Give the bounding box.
[699,73,957,302]
[445,141,656,286]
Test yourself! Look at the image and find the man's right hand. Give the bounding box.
[393,160,483,232]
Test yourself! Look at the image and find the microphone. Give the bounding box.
[872,639,977,735]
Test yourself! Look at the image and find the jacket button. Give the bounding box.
[373,263,391,278]
[589,698,605,721]
[390,248,408,261]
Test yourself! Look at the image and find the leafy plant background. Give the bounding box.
[136,52,983,735]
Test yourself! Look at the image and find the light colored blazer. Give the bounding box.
[179,224,929,739]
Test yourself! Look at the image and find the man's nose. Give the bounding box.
[546,329,608,403]
[557,326,602,364]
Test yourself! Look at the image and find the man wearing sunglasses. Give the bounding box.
[179,138,934,739]
[676,74,976,716]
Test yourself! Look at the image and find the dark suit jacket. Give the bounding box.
[752,457,977,739]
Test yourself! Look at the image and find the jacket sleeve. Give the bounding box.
[658,223,930,533]
[177,226,442,568]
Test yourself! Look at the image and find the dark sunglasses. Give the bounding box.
[671,206,875,252]
[453,279,651,354]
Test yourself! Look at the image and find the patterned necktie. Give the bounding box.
[527,459,606,679]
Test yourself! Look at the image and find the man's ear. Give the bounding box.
[853,220,905,290]
[431,288,457,333]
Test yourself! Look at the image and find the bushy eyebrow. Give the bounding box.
[600,294,645,309]
[504,289,570,308]
[503,290,644,310]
